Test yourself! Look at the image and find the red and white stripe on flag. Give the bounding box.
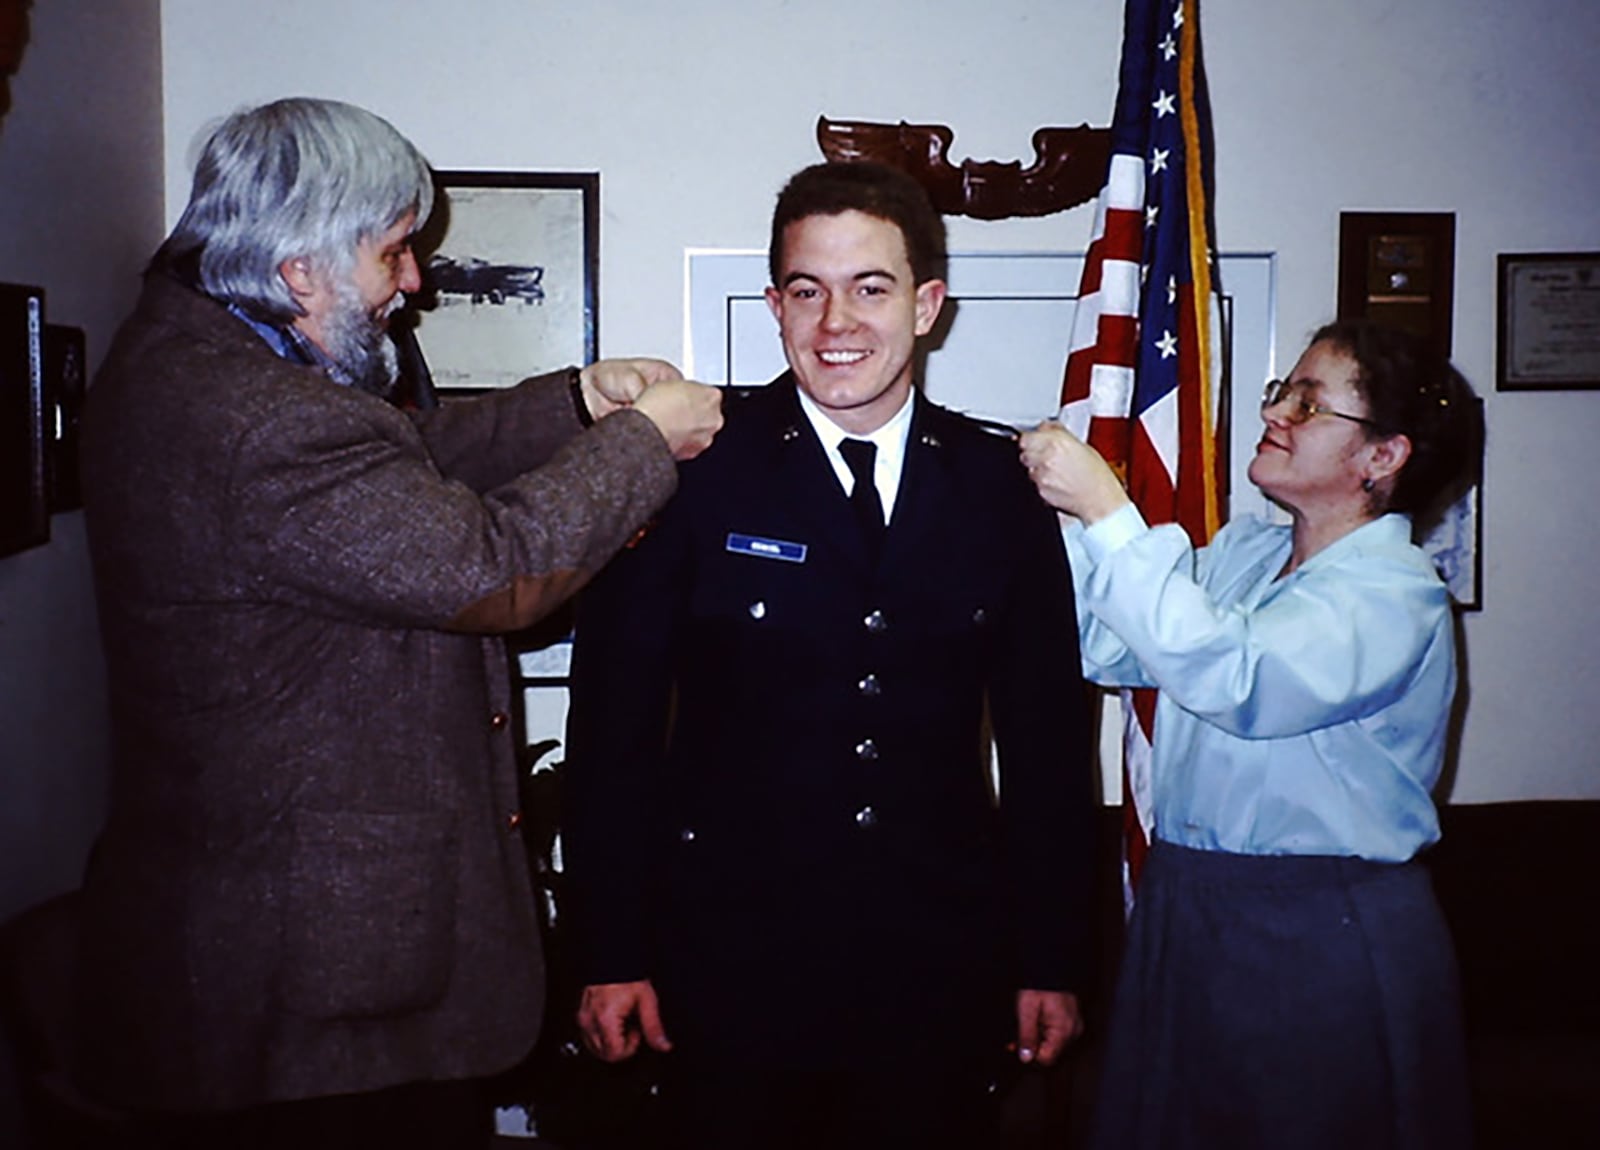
[1058,0,1225,914]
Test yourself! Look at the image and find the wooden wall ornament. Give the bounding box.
[816,116,1110,221]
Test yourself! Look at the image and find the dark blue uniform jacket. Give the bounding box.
[565,376,1095,1067]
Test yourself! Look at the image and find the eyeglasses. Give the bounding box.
[1261,379,1379,428]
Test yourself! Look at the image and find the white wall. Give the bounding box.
[0,1,163,919]
[155,0,1600,801]
[0,2,163,1142]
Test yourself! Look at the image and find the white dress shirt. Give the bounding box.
[795,387,913,523]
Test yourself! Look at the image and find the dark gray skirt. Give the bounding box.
[1089,840,1472,1150]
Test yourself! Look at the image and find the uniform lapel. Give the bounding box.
[880,394,958,570]
[762,374,876,569]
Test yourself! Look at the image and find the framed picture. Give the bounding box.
[1420,483,1481,611]
[1496,252,1600,391]
[409,171,598,391]
[1,282,49,558]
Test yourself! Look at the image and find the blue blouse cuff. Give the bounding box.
[1083,501,1148,563]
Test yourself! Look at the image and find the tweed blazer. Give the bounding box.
[74,274,677,1111]
[564,377,1096,1068]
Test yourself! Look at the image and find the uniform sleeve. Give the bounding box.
[227,380,677,635]
[561,490,692,985]
[988,471,1098,993]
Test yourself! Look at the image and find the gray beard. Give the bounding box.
[321,280,401,398]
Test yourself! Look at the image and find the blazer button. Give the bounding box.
[506,810,524,833]
[863,609,888,634]
[748,600,767,620]
[679,827,697,843]
[854,805,878,829]
[490,711,510,730]
[854,738,879,761]
[857,673,881,697]
[972,607,988,625]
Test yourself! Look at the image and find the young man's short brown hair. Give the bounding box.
[768,161,948,287]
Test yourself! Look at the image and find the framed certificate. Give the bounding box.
[1496,252,1600,391]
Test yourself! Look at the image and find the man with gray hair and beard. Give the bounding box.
[74,96,722,1148]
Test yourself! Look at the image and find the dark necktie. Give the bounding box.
[839,438,885,552]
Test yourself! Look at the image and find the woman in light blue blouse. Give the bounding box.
[1019,321,1484,1149]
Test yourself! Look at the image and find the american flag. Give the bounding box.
[1058,0,1225,910]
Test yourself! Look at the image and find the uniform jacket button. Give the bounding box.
[680,827,697,843]
[863,609,888,634]
[854,805,878,829]
[748,601,767,620]
[854,739,879,761]
[490,711,510,730]
[506,810,523,832]
[857,673,881,697]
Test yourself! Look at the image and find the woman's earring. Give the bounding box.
[1361,477,1375,492]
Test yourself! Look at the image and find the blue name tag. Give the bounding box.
[726,533,807,563]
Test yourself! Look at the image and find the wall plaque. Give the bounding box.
[1496,252,1600,391]
[1337,211,1456,364]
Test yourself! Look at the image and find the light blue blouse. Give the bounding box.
[1066,504,1456,862]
